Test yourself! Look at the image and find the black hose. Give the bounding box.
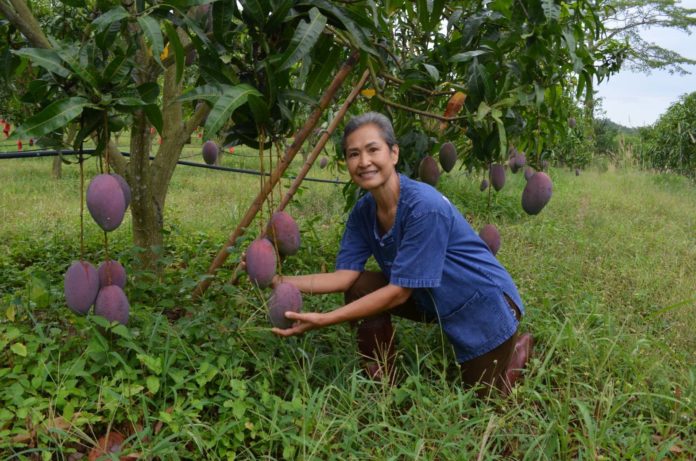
[0,149,348,185]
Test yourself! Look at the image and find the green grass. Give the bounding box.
[1,150,694,459]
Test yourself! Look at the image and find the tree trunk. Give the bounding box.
[126,59,209,271]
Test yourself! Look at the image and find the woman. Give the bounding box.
[271,112,533,395]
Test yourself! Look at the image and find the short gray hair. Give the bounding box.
[341,112,397,154]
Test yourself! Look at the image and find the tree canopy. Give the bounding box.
[0,0,631,265]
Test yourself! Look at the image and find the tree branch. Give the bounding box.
[374,93,467,122]
[0,0,51,48]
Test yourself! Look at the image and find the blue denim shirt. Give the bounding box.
[336,174,524,362]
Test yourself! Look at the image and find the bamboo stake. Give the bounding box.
[228,68,370,284]
[276,69,369,212]
[193,51,360,299]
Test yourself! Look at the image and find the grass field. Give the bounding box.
[0,144,694,459]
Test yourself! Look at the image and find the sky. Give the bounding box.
[595,1,696,128]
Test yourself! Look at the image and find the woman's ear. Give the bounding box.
[391,144,399,165]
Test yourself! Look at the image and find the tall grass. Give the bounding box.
[0,151,694,459]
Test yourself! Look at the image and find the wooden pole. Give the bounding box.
[227,68,370,285]
[193,51,360,299]
[276,69,369,212]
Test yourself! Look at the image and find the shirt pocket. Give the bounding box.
[439,289,516,360]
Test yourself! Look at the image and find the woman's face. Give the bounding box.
[344,123,399,190]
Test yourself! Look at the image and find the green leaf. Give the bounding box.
[450,49,489,62]
[28,273,50,308]
[301,0,376,57]
[305,44,342,96]
[423,63,439,81]
[137,353,163,374]
[204,84,262,137]
[137,15,164,66]
[102,54,129,83]
[137,82,160,103]
[492,112,507,158]
[11,343,27,357]
[247,93,270,125]
[55,47,100,89]
[178,84,225,103]
[277,8,327,71]
[12,48,70,78]
[114,96,148,107]
[475,101,491,122]
[279,89,318,106]
[267,0,294,30]
[146,376,160,394]
[144,104,163,134]
[15,97,92,139]
[167,0,216,8]
[92,6,130,34]
[239,0,266,25]
[163,21,185,83]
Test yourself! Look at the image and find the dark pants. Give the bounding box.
[345,271,521,394]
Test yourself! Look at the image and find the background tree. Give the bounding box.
[601,0,696,75]
[637,91,696,177]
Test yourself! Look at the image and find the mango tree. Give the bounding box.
[638,91,696,177]
[0,0,374,269]
[1,0,627,272]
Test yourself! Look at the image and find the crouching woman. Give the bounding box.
[271,112,533,395]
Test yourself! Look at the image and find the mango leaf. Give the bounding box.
[137,82,160,103]
[212,0,237,43]
[144,104,163,134]
[205,84,262,137]
[12,48,70,78]
[137,16,164,66]
[92,6,130,34]
[56,47,100,89]
[163,21,184,83]
[302,0,377,57]
[167,0,216,8]
[305,43,342,96]
[279,89,318,106]
[450,49,490,62]
[247,93,270,125]
[266,0,294,30]
[179,13,211,46]
[239,0,266,25]
[475,101,491,122]
[423,63,440,81]
[178,84,225,103]
[114,96,148,107]
[277,8,327,71]
[14,97,92,139]
[492,111,507,158]
[102,53,129,84]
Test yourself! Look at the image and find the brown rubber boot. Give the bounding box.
[357,313,396,383]
[504,333,534,393]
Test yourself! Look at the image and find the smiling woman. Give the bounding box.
[271,112,533,396]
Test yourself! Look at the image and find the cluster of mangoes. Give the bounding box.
[245,212,303,329]
[63,174,131,325]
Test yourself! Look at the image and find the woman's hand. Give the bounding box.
[271,311,329,337]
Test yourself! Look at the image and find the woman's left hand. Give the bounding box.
[271,311,328,337]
